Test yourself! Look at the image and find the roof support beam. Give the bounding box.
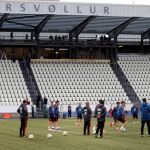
[6,15,43,21]
[141,29,150,39]
[34,15,54,39]
[0,28,34,32]
[0,13,9,28]
[69,16,96,40]
[6,20,35,28]
[107,17,138,38]
[34,15,53,58]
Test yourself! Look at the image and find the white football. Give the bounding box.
[63,131,68,136]
[92,126,96,135]
[47,134,53,139]
[28,134,34,139]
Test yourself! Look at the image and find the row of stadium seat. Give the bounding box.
[119,56,150,61]
[118,55,150,100]
[0,60,31,106]
[31,60,130,104]
[1,56,149,106]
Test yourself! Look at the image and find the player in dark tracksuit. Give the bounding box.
[17,100,28,137]
[76,103,83,127]
[68,104,72,118]
[48,101,56,129]
[131,103,139,124]
[83,102,92,135]
[95,100,106,138]
[54,100,60,129]
[140,98,150,137]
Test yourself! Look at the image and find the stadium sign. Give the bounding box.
[0,1,150,17]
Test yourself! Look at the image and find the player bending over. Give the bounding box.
[110,102,120,131]
[83,102,92,135]
[95,100,106,138]
[76,103,83,127]
[48,101,56,130]
[117,101,127,132]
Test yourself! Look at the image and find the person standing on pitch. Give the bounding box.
[43,96,48,109]
[24,97,30,136]
[76,103,83,127]
[140,98,150,137]
[54,100,60,129]
[83,102,92,135]
[17,100,28,137]
[95,100,106,138]
[48,101,56,130]
[131,102,139,124]
[68,104,72,118]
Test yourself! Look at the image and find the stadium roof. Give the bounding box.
[0,1,150,39]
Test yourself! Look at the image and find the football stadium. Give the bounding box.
[0,0,150,150]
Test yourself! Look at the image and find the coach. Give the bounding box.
[17,100,28,137]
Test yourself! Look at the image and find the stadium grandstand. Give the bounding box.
[0,0,150,117]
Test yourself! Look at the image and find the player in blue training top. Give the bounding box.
[140,98,150,137]
[48,101,56,130]
[117,101,127,132]
[76,103,83,127]
[110,102,120,131]
[131,102,139,124]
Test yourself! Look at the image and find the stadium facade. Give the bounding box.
[0,0,150,117]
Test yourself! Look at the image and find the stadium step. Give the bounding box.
[110,61,140,102]
[19,59,42,106]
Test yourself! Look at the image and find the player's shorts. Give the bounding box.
[118,117,126,123]
[113,116,118,122]
[55,115,59,121]
[49,116,56,122]
[77,114,82,120]
[133,114,138,119]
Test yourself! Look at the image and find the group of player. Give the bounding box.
[17,97,150,138]
[48,100,60,130]
[70,98,150,138]
[75,100,128,138]
[47,99,128,138]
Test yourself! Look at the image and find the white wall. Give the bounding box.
[0,105,33,113]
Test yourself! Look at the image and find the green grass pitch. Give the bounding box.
[0,117,149,150]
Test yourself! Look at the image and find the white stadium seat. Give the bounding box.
[31,59,129,104]
[0,60,31,106]
[118,55,150,100]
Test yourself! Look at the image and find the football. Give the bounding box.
[63,131,68,136]
[47,134,53,139]
[92,126,96,135]
[28,134,34,139]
